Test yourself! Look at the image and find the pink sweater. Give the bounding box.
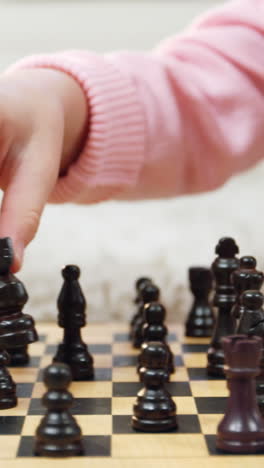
[7,0,264,204]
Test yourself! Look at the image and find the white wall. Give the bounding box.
[1,0,263,324]
[0,1,224,68]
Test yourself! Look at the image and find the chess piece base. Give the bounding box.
[35,442,84,457]
[216,436,264,454]
[132,415,178,432]
[185,310,215,338]
[53,344,94,381]
[0,394,17,409]
[67,364,94,381]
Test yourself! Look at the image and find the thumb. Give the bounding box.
[0,134,62,271]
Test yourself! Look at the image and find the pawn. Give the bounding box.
[132,283,160,349]
[134,277,153,305]
[185,267,214,337]
[237,291,264,335]
[0,349,17,409]
[34,363,84,457]
[0,238,38,365]
[237,291,264,415]
[138,302,174,376]
[217,334,264,453]
[129,277,152,338]
[231,256,263,326]
[53,266,94,381]
[132,342,177,432]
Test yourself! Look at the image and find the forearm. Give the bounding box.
[5,0,264,204]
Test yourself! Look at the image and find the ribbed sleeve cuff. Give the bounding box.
[7,52,145,203]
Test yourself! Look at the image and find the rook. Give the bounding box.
[217,334,264,453]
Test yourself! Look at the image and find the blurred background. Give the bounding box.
[0,0,263,323]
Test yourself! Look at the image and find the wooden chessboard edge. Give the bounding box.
[2,456,264,468]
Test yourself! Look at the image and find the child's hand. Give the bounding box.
[0,69,88,271]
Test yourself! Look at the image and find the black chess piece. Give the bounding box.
[185,267,214,337]
[132,283,160,349]
[216,334,264,453]
[129,277,152,338]
[0,237,38,365]
[237,291,264,335]
[207,237,239,377]
[34,363,84,457]
[132,341,177,432]
[237,291,264,415]
[0,349,17,409]
[134,277,153,305]
[53,265,94,381]
[138,302,174,376]
[231,256,263,327]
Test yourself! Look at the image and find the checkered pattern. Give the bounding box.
[0,323,260,461]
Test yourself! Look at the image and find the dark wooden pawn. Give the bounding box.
[237,291,264,335]
[217,335,264,453]
[237,291,264,415]
[207,237,239,377]
[0,237,38,365]
[53,265,94,381]
[132,342,177,432]
[129,277,152,338]
[0,349,17,409]
[34,363,84,457]
[185,267,214,337]
[134,277,153,305]
[138,302,174,376]
[132,283,160,349]
[231,256,264,328]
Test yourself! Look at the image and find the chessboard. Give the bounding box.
[1,322,264,468]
